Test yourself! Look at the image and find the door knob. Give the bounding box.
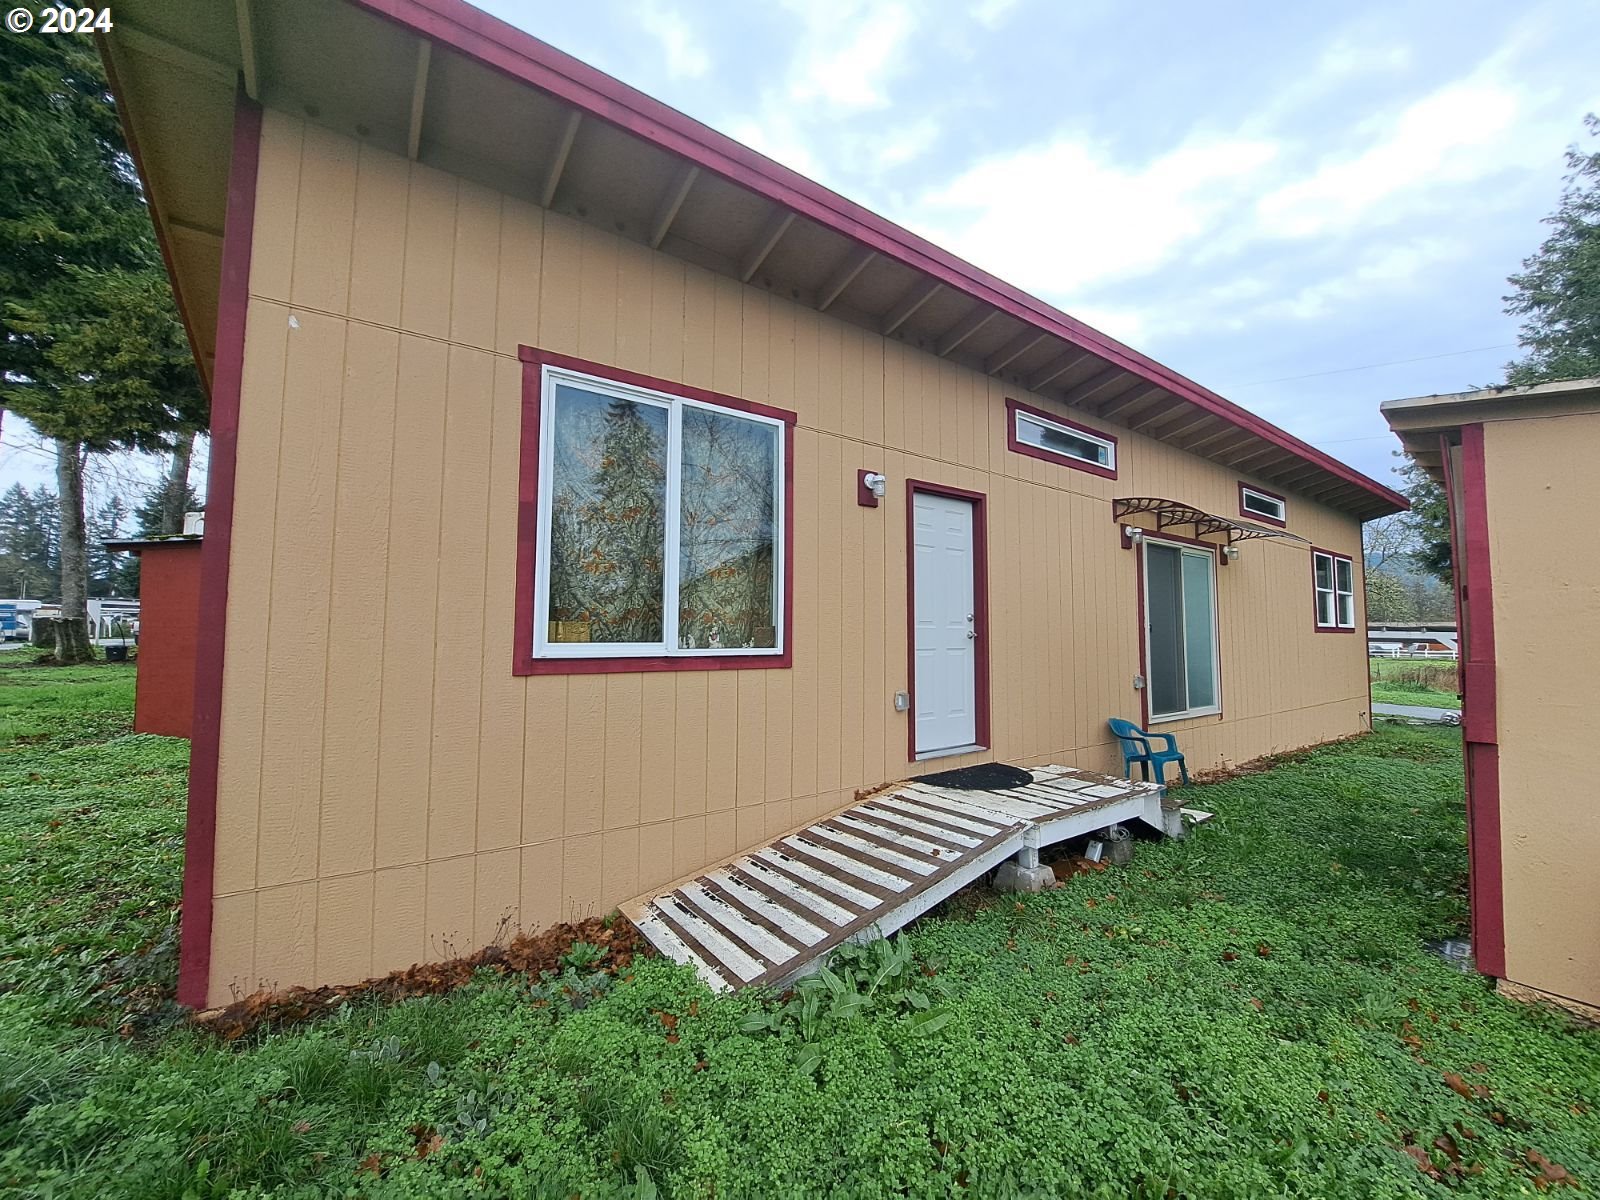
[967,631,977,640]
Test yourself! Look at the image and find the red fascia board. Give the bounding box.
[348,0,1408,518]
[513,346,796,676]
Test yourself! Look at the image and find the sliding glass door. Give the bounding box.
[1144,541,1220,720]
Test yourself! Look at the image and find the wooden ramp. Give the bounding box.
[623,766,1172,992]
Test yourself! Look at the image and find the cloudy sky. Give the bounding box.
[3,0,1596,501]
[474,0,1599,487]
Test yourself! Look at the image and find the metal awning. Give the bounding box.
[1114,497,1311,544]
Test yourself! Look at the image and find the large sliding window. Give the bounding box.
[1144,540,1220,721]
[532,362,788,663]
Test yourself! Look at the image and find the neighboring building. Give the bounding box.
[104,535,205,738]
[1384,378,1600,1016]
[1366,625,1458,657]
[0,600,43,641]
[104,0,1406,1008]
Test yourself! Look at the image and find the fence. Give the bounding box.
[1368,647,1458,660]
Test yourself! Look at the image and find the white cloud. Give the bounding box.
[913,133,1279,293]
[1314,37,1411,79]
[1271,238,1463,321]
[635,4,710,80]
[777,0,917,111]
[1256,75,1527,239]
[971,0,1020,29]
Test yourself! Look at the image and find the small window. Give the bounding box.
[1238,484,1286,526]
[527,359,790,664]
[1144,540,1220,721]
[1312,549,1356,631]
[1006,398,1117,478]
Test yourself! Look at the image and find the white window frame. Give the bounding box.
[532,364,787,660]
[1239,485,1286,525]
[1142,537,1222,723]
[1313,550,1357,631]
[1013,408,1116,472]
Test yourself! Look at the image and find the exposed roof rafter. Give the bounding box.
[1061,364,1125,408]
[115,23,234,85]
[540,110,581,209]
[738,209,794,283]
[406,38,430,160]
[1027,350,1087,392]
[936,306,997,358]
[1226,444,1287,471]
[234,0,259,98]
[817,247,876,312]
[1181,424,1256,455]
[986,330,1049,376]
[1096,382,1164,422]
[1147,412,1217,443]
[881,279,943,336]
[649,163,699,249]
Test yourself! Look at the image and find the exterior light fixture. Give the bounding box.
[1222,544,1239,561]
[858,470,888,507]
[1123,524,1144,547]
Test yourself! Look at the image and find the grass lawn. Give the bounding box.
[1369,658,1462,710]
[3,659,1598,1197]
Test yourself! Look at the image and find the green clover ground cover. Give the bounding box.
[2,657,1597,1198]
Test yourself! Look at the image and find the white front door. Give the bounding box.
[912,491,978,755]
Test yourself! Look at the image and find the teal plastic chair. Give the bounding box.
[1107,718,1190,786]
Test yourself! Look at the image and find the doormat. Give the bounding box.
[913,762,1033,791]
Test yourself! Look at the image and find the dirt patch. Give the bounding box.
[194,915,650,1040]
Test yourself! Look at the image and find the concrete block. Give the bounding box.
[994,860,1055,893]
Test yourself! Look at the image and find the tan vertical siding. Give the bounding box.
[207,109,1373,1003]
[1482,411,1600,1007]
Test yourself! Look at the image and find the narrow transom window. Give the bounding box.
[1006,398,1117,478]
[1312,550,1356,631]
[1239,484,1286,525]
[1143,540,1220,721]
[530,361,789,663]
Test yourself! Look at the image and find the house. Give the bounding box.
[103,531,205,738]
[1384,378,1600,1017]
[103,0,1406,1008]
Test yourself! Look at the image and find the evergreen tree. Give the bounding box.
[0,483,58,599]
[587,399,666,641]
[87,492,137,597]
[0,34,204,660]
[1398,457,1453,586]
[134,473,201,536]
[1504,115,1600,385]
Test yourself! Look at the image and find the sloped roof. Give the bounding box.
[102,0,1408,519]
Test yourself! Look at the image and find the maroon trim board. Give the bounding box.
[1456,423,1505,978]
[178,91,262,1010]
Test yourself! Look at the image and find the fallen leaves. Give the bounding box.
[194,916,649,1040]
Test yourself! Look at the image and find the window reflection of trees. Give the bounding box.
[679,408,777,649]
